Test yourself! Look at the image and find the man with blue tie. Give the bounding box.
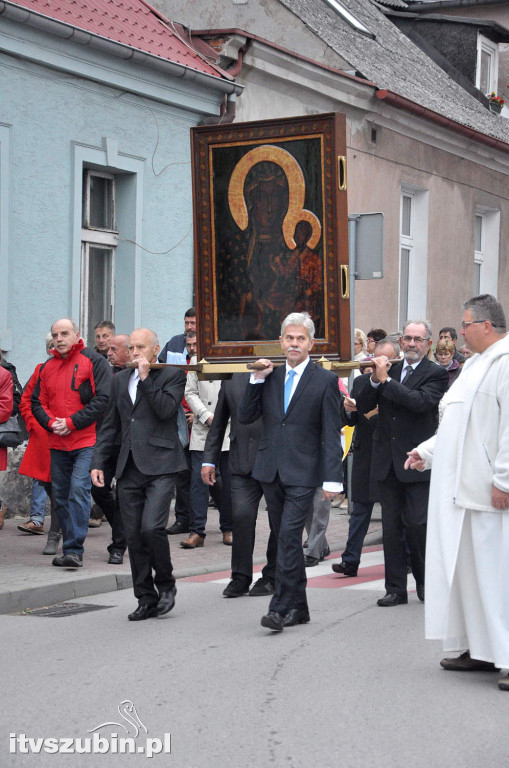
[238,312,343,631]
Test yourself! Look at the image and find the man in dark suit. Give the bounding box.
[331,345,389,577]
[355,322,448,607]
[238,312,343,631]
[91,328,187,621]
[201,373,278,598]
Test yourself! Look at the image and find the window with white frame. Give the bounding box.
[474,207,500,295]
[476,34,498,95]
[81,170,117,346]
[399,184,429,329]
[474,213,483,294]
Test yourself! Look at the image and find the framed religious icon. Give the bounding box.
[191,113,350,362]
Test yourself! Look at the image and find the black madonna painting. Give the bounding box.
[191,114,350,362]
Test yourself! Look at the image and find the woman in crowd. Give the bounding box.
[0,365,14,529]
[17,334,60,554]
[366,328,387,356]
[435,338,461,389]
[353,328,367,361]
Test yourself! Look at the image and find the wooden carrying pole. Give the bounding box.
[125,358,395,379]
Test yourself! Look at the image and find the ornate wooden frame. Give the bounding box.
[191,113,350,362]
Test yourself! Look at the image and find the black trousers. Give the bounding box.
[378,463,429,596]
[173,447,191,527]
[117,455,177,606]
[261,476,315,615]
[91,447,127,554]
[230,473,277,584]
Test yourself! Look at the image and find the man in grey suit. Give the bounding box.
[239,312,343,631]
[91,328,187,621]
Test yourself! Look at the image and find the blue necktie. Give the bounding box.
[284,369,296,412]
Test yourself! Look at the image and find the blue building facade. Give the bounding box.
[0,1,240,382]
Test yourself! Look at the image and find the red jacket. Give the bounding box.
[19,363,51,481]
[31,339,111,451]
[0,366,13,471]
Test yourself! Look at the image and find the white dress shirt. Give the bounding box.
[129,370,140,404]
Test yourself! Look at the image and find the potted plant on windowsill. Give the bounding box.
[487,92,505,114]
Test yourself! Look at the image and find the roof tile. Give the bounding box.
[8,0,227,78]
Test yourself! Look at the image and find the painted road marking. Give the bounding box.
[180,546,418,594]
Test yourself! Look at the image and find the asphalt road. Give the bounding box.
[2,555,507,768]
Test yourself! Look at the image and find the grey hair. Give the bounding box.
[51,318,79,334]
[280,312,315,340]
[463,294,506,333]
[45,332,53,349]
[402,319,432,340]
[375,338,400,357]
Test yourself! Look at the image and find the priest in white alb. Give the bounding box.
[405,294,509,691]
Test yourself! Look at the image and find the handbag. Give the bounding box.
[0,414,23,448]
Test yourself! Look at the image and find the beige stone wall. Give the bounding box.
[348,123,509,337]
[231,66,509,337]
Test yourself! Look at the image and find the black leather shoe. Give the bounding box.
[166,520,188,535]
[416,583,425,602]
[156,587,177,616]
[377,593,408,607]
[128,604,158,621]
[260,611,285,631]
[304,555,320,567]
[249,577,275,596]
[332,561,358,577]
[52,553,83,568]
[440,651,500,672]
[283,608,310,627]
[320,546,330,560]
[108,550,124,565]
[223,578,250,597]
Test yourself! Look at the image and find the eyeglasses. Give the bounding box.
[401,335,429,344]
[461,320,494,330]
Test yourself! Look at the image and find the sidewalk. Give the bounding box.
[0,502,382,614]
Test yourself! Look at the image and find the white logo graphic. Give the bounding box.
[88,699,148,738]
[9,700,171,758]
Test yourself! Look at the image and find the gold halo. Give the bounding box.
[227,145,321,250]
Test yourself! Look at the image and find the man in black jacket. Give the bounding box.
[201,373,277,598]
[91,328,187,621]
[355,321,448,607]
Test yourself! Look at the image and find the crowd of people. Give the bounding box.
[0,295,508,691]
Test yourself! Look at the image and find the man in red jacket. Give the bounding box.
[32,318,111,568]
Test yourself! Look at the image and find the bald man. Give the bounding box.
[91,328,187,621]
[32,318,111,568]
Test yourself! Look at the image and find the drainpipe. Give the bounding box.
[200,92,237,125]
[199,43,247,125]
